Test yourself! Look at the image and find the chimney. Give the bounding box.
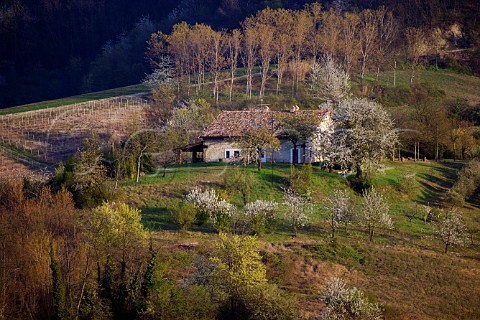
[290,105,300,113]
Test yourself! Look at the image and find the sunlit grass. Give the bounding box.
[0,83,148,115]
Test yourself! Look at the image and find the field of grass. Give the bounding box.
[361,69,480,105]
[120,160,480,319]
[3,67,478,117]
[0,83,148,115]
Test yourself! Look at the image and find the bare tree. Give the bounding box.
[319,9,341,63]
[359,9,378,81]
[227,29,242,102]
[305,2,323,62]
[339,12,360,76]
[165,22,193,94]
[374,7,397,81]
[190,23,213,94]
[405,27,428,85]
[252,8,277,97]
[206,29,226,103]
[241,22,259,98]
[291,8,313,94]
[273,8,294,95]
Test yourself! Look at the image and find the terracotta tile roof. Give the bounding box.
[202,108,329,139]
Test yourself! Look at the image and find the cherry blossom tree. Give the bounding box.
[434,210,467,253]
[317,98,398,179]
[322,277,383,320]
[308,55,350,102]
[244,200,279,234]
[360,187,393,241]
[283,189,311,236]
[185,188,235,231]
[326,189,355,240]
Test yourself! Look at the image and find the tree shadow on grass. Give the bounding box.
[256,171,286,190]
[416,161,463,205]
[140,206,216,234]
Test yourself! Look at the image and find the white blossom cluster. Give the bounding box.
[434,210,467,252]
[322,277,383,320]
[185,187,235,224]
[361,187,393,230]
[308,55,350,101]
[327,189,355,231]
[143,55,176,89]
[244,200,279,223]
[283,188,311,232]
[314,98,398,173]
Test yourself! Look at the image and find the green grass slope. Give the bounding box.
[361,69,480,105]
[0,84,148,115]
[120,160,480,320]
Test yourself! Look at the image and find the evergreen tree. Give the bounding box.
[141,240,157,299]
[50,243,66,320]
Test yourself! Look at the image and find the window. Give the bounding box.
[225,149,241,159]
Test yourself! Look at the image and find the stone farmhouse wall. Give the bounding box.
[204,138,317,164]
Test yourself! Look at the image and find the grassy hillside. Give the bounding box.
[119,160,480,319]
[361,69,480,105]
[2,68,479,117]
[0,84,148,116]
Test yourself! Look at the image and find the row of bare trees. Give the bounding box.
[146,5,407,101]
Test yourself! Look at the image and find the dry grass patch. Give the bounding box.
[352,245,480,320]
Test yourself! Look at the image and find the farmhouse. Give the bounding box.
[179,106,332,164]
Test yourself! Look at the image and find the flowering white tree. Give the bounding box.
[434,210,467,253]
[185,187,235,231]
[360,187,393,241]
[326,189,355,239]
[283,189,311,236]
[322,277,383,320]
[308,55,350,102]
[244,200,279,234]
[316,98,398,178]
[143,55,176,89]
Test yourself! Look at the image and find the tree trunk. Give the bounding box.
[331,219,335,239]
[257,151,262,171]
[360,54,367,81]
[292,143,298,166]
[369,228,374,242]
[453,141,457,161]
[356,163,363,178]
[229,69,235,102]
[136,154,142,183]
[410,65,415,86]
[444,243,449,254]
[393,60,397,87]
